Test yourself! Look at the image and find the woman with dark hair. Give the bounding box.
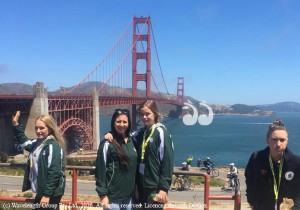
[95,109,137,210]
[105,100,174,210]
[245,119,300,210]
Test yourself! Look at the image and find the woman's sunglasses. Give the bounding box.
[114,109,129,114]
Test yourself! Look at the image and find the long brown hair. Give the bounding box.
[110,109,131,166]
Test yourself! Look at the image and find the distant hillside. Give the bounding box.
[257,102,300,112]
[209,104,275,116]
[0,82,178,116]
[1,83,299,114]
[0,83,34,94]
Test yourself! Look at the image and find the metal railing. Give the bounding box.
[0,163,241,210]
[173,170,241,210]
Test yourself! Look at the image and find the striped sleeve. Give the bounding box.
[43,142,64,196]
[95,140,110,197]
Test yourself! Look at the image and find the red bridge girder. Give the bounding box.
[59,117,93,151]
[1,94,182,152]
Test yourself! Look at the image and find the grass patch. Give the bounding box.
[0,167,25,176]
[174,175,226,187]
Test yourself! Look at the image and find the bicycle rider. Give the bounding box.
[228,163,238,187]
[203,157,214,174]
[177,162,189,189]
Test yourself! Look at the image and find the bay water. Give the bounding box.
[99,112,300,169]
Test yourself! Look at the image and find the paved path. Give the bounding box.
[1,172,249,210]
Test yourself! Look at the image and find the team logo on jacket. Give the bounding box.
[260,169,268,176]
[150,138,154,143]
[285,171,294,181]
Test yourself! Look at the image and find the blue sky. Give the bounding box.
[1,0,300,105]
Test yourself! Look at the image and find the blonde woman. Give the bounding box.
[12,111,66,210]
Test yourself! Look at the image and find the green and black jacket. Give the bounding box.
[95,136,137,201]
[133,123,174,192]
[13,125,65,197]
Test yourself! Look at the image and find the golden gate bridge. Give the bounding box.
[0,16,184,153]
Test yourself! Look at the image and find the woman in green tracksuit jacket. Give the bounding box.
[133,100,174,210]
[95,109,137,210]
[12,111,66,210]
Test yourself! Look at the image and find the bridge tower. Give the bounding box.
[25,82,49,138]
[132,16,151,97]
[177,77,184,104]
[176,77,185,116]
[132,16,151,129]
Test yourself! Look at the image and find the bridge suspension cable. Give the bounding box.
[98,17,150,94]
[66,16,174,100]
[66,18,134,95]
[150,22,170,95]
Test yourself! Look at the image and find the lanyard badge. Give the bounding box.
[269,153,284,210]
[141,125,155,162]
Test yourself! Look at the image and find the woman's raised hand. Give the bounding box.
[12,111,21,126]
[104,133,113,142]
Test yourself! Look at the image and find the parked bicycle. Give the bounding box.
[200,164,219,177]
[170,175,195,191]
[221,174,240,193]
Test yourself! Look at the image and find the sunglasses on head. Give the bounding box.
[114,109,129,114]
[272,138,287,143]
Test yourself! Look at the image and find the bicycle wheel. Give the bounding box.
[200,168,207,174]
[235,179,240,191]
[187,180,195,191]
[170,180,180,191]
[211,168,219,177]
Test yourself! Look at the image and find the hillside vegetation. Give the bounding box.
[1,82,299,114]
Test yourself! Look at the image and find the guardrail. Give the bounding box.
[0,163,241,210]
[173,171,241,210]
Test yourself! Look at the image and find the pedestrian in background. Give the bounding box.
[197,157,202,167]
[95,109,137,210]
[186,156,193,168]
[245,120,300,210]
[12,111,66,210]
[228,163,238,187]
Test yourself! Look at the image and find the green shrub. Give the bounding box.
[189,176,225,187]
[23,192,33,198]
[0,152,8,163]
[0,167,25,176]
[66,158,95,166]
[66,158,95,175]
[210,177,226,187]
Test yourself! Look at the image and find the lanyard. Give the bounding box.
[141,125,155,161]
[268,153,284,206]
